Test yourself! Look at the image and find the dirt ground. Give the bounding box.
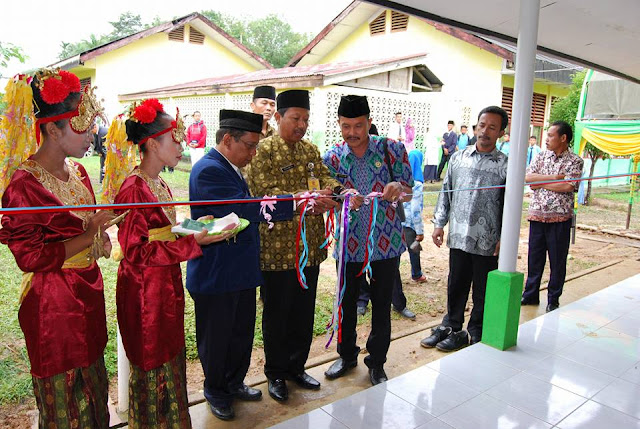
[4,197,640,428]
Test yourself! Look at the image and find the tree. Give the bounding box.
[201,11,311,67]
[0,42,25,73]
[145,15,164,29]
[108,12,144,39]
[549,70,608,205]
[58,12,145,60]
[245,15,312,68]
[201,11,247,43]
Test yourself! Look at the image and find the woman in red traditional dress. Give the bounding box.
[0,70,113,428]
[114,99,230,428]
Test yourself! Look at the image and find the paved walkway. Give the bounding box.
[271,273,640,428]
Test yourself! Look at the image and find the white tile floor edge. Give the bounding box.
[269,274,640,429]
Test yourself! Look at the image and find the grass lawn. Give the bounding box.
[592,185,639,204]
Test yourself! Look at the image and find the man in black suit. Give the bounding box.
[187,110,294,420]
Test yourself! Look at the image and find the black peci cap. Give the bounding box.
[337,95,370,118]
[219,109,263,133]
[253,85,276,101]
[276,89,310,110]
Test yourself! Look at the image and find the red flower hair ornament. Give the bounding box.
[37,70,81,105]
[132,98,164,124]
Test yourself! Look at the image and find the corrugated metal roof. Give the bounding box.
[119,53,428,99]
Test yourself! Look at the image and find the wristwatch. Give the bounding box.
[332,185,345,202]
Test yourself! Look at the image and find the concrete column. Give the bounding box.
[498,0,540,273]
[483,0,540,351]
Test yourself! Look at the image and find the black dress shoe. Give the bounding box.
[290,371,321,390]
[233,384,262,401]
[436,330,469,352]
[267,378,288,402]
[324,358,357,380]
[470,334,481,345]
[368,367,388,385]
[546,302,559,312]
[420,325,452,348]
[209,403,234,421]
[521,298,540,306]
[393,306,417,320]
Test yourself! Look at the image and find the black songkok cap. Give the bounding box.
[276,89,310,110]
[253,85,276,101]
[219,109,263,133]
[338,95,370,118]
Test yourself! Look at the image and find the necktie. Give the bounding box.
[528,147,532,164]
[399,124,402,138]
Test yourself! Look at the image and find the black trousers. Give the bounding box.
[191,288,256,407]
[436,152,451,179]
[262,267,319,380]
[341,257,398,369]
[442,249,498,338]
[357,258,406,311]
[522,219,572,305]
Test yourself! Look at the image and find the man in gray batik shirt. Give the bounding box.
[420,106,509,352]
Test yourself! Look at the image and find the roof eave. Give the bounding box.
[48,55,81,71]
[286,0,361,67]
[119,75,324,101]
[191,13,273,69]
[80,14,199,63]
[51,12,272,71]
[323,54,428,85]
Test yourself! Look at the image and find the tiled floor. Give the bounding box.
[270,274,640,429]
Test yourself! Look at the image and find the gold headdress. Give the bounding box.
[101,115,138,203]
[171,108,186,144]
[70,85,107,134]
[0,75,37,198]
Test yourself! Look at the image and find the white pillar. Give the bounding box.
[117,324,130,413]
[498,0,541,273]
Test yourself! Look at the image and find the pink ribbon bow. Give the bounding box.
[296,192,319,210]
[260,195,278,229]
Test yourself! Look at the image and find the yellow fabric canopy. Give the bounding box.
[579,128,640,156]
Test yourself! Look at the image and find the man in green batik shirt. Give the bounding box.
[247,89,341,403]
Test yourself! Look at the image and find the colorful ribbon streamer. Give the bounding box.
[325,193,351,348]
[320,206,337,249]
[295,192,318,289]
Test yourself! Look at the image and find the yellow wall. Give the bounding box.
[502,75,570,99]
[70,24,259,117]
[318,11,504,130]
[502,74,571,139]
[71,67,95,82]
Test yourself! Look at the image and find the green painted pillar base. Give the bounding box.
[481,270,524,350]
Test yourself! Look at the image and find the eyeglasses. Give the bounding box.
[236,138,260,150]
